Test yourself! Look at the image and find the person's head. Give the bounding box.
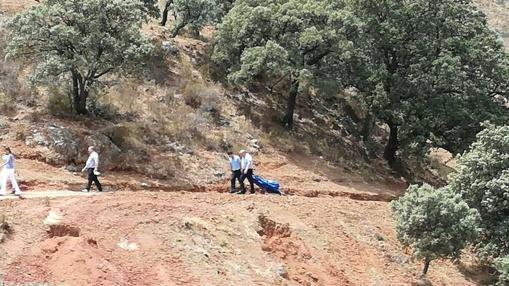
[227,151,234,158]
[239,149,246,158]
[4,147,11,154]
[88,146,95,154]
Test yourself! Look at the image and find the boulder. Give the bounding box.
[161,40,179,56]
[25,124,121,170]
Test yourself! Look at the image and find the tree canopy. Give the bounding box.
[495,256,509,286]
[141,0,160,18]
[213,0,358,128]
[449,123,509,259]
[392,184,479,275]
[345,0,509,167]
[6,0,153,114]
[160,0,217,37]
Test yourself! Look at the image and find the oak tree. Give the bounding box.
[449,124,509,259]
[213,0,357,128]
[349,0,509,167]
[6,0,153,114]
[392,184,479,275]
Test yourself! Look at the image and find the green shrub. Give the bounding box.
[182,81,223,118]
[0,92,15,115]
[47,84,74,116]
[449,123,509,258]
[392,184,479,275]
[495,256,509,286]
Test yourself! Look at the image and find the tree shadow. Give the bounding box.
[142,43,176,86]
[230,85,407,198]
[456,260,498,286]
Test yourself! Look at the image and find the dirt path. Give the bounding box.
[0,190,103,200]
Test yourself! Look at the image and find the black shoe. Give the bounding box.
[250,191,255,194]
[230,189,237,193]
[237,191,246,194]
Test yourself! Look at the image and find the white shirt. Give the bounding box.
[229,155,241,171]
[241,153,253,172]
[2,154,15,169]
[85,151,99,169]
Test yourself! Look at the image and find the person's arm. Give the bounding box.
[244,157,251,173]
[82,155,90,172]
[94,153,99,171]
[1,156,9,168]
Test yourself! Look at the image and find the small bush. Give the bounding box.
[182,81,204,108]
[182,81,223,115]
[102,124,146,151]
[495,256,509,286]
[166,105,208,145]
[15,128,27,141]
[0,92,16,115]
[101,81,139,114]
[47,84,74,116]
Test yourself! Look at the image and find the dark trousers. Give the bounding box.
[86,168,103,192]
[240,169,254,193]
[231,170,241,191]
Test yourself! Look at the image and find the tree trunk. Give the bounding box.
[383,120,399,168]
[71,71,88,115]
[422,258,431,275]
[171,20,187,37]
[282,78,299,129]
[160,0,171,26]
[75,89,88,115]
[361,113,374,142]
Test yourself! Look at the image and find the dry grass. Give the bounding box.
[46,84,74,116]
[474,0,509,50]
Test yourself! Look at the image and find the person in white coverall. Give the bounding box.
[81,146,103,192]
[0,147,22,196]
[239,150,255,194]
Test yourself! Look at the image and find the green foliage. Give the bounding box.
[161,0,216,37]
[212,0,236,22]
[495,256,509,286]
[213,0,358,127]
[47,84,74,116]
[449,124,509,258]
[141,0,160,18]
[6,0,154,114]
[392,184,479,274]
[349,0,509,166]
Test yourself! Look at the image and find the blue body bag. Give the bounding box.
[252,175,282,195]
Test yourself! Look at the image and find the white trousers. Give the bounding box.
[0,168,21,195]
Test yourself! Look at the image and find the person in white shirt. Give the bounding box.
[239,150,255,194]
[0,147,22,196]
[227,151,242,193]
[81,146,103,192]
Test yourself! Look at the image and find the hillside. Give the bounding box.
[475,0,509,49]
[0,0,508,285]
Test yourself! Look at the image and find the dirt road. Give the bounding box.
[0,190,476,286]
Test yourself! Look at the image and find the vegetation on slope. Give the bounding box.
[1,0,509,282]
